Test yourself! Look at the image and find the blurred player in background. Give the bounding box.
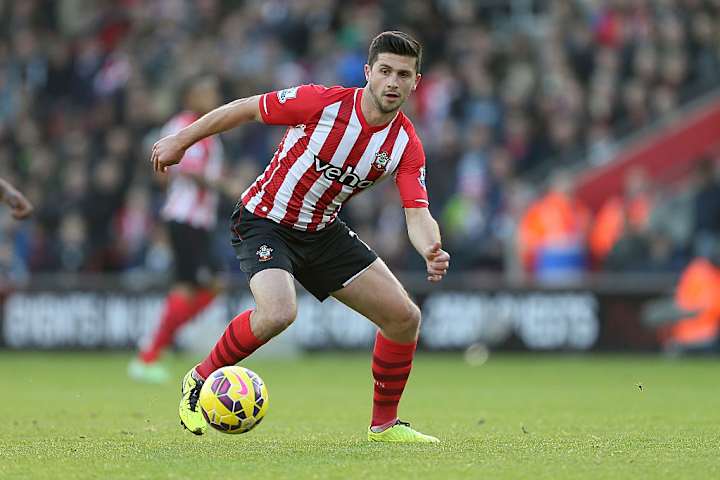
[129,75,226,383]
[0,178,33,220]
[152,31,450,442]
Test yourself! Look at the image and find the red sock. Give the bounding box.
[187,288,216,318]
[195,309,264,379]
[370,331,416,427]
[140,292,194,363]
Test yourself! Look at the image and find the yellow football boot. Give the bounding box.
[367,420,439,443]
[178,366,207,435]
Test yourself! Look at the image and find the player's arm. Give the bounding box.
[0,177,33,219]
[641,297,700,327]
[152,84,329,173]
[404,207,450,282]
[394,133,448,282]
[152,95,263,172]
[180,172,239,199]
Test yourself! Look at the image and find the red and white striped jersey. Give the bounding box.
[161,111,224,230]
[241,84,428,232]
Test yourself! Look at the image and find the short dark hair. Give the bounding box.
[367,31,422,73]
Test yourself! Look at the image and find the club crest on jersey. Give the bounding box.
[256,244,273,262]
[277,87,299,104]
[373,151,391,171]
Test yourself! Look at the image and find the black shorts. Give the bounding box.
[230,204,378,302]
[167,221,220,285]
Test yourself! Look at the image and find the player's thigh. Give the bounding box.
[231,206,299,317]
[293,220,377,302]
[330,258,418,328]
[249,268,297,321]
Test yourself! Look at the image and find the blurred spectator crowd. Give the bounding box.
[1,0,720,285]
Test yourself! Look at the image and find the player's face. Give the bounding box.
[365,53,421,114]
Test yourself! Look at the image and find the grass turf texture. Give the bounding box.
[2,352,718,480]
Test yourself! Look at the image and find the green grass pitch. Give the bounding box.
[2,351,718,479]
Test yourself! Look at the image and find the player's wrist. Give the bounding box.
[174,131,196,151]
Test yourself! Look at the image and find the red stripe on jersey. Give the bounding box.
[280,95,355,226]
[241,129,291,205]
[328,116,405,222]
[252,109,324,217]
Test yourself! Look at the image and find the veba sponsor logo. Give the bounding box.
[314,156,374,189]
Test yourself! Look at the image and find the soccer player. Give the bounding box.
[0,178,33,219]
[152,31,450,442]
[129,74,226,383]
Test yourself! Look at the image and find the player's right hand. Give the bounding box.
[151,134,186,173]
[423,241,450,283]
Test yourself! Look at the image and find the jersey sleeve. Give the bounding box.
[395,135,429,208]
[258,84,335,126]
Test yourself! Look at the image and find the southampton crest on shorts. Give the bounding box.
[256,244,273,262]
[372,151,390,171]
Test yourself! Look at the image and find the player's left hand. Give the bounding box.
[423,242,450,282]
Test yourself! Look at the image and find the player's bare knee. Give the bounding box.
[405,302,422,332]
[257,302,297,332]
[385,300,421,336]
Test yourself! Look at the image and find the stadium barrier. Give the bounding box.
[0,273,675,352]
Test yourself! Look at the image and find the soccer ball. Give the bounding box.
[198,366,269,434]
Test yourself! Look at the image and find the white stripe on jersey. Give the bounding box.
[265,101,342,222]
[161,115,224,230]
[387,126,410,175]
[164,177,198,222]
[242,126,306,211]
[294,91,363,229]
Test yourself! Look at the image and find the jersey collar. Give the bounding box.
[355,88,399,133]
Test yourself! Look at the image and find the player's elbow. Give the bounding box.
[245,95,264,122]
[403,206,431,225]
[223,95,263,124]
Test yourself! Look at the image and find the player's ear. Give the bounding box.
[412,73,422,91]
[364,64,371,82]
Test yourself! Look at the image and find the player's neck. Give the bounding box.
[360,86,397,127]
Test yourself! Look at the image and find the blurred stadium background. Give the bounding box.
[1,1,720,478]
[2,0,720,354]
